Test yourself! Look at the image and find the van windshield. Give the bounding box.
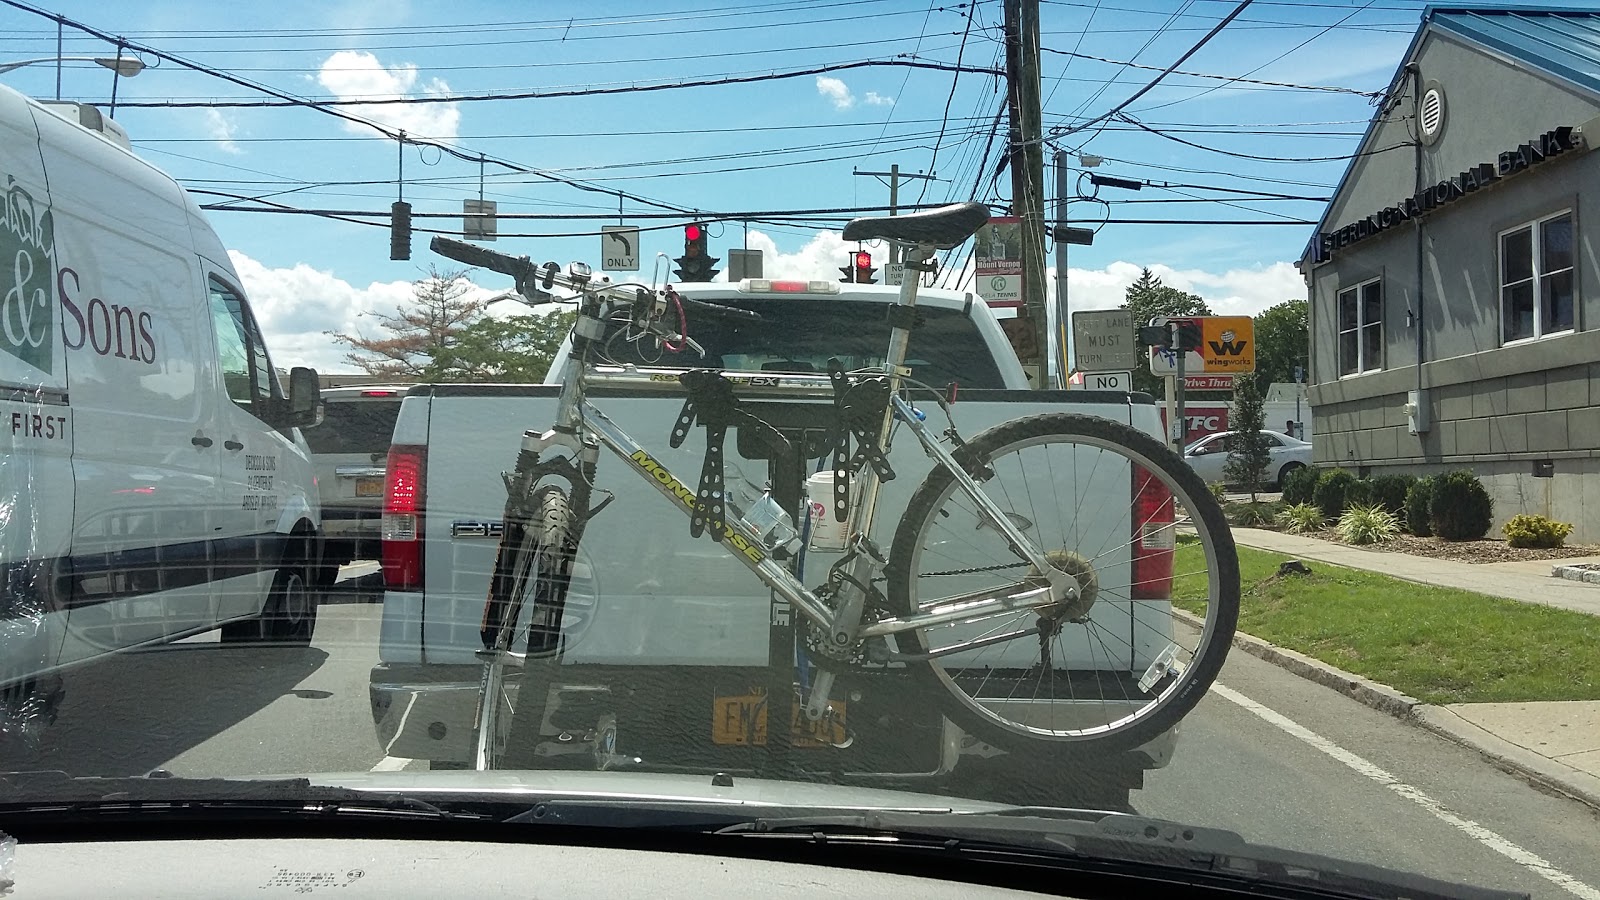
[595,297,1007,389]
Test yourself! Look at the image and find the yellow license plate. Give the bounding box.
[711,691,846,748]
[354,477,383,497]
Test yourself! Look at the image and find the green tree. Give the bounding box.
[1225,372,1272,501]
[1119,268,1214,397]
[328,266,485,381]
[436,311,576,383]
[1252,298,1308,390]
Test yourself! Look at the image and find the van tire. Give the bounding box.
[220,537,318,646]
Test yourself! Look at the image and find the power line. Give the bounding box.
[0,0,707,220]
[1042,46,1383,97]
[1129,0,1380,114]
[918,0,979,206]
[1055,0,1255,138]
[1113,114,1410,163]
[110,59,1008,109]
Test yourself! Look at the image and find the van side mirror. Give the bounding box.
[289,367,322,428]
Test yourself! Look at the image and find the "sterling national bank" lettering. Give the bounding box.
[1313,126,1582,263]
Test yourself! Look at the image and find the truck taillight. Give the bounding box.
[1131,466,1175,600]
[382,444,426,591]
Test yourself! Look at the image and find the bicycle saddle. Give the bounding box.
[841,201,990,250]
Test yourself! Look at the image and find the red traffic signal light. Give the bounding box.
[675,223,719,282]
[854,251,872,269]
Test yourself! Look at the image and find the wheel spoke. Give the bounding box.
[888,413,1238,751]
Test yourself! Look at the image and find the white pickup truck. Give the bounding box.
[369,279,1178,807]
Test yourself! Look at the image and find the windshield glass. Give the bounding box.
[301,397,403,454]
[4,3,1598,899]
[597,296,1007,390]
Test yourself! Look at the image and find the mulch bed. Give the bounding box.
[1286,529,1595,564]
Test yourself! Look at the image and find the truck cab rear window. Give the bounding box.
[303,400,401,454]
[602,299,1005,389]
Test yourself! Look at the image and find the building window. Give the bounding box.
[1336,278,1382,376]
[1501,211,1575,344]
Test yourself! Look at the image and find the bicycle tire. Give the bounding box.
[478,485,573,770]
[886,412,1238,755]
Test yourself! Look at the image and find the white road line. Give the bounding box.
[1213,683,1600,900]
[369,756,413,772]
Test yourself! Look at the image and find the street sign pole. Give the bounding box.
[1165,375,1178,451]
[1172,320,1186,449]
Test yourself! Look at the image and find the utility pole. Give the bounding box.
[1004,0,1048,389]
[853,165,937,265]
[1053,150,1069,389]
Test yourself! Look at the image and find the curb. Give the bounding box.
[1551,564,1600,585]
[1176,609,1600,811]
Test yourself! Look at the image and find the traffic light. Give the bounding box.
[673,222,720,282]
[854,250,877,285]
[390,200,412,261]
[1139,319,1202,351]
[839,250,878,284]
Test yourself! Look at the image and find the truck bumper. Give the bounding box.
[369,662,1177,781]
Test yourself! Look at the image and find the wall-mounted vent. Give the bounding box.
[1419,85,1445,144]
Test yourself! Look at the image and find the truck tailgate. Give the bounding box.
[382,386,1157,674]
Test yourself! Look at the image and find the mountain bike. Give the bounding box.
[430,202,1239,771]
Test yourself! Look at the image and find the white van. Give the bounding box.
[0,85,322,738]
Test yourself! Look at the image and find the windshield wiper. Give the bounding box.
[0,771,484,823]
[714,810,1528,900]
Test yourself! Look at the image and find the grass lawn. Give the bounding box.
[1172,539,1600,705]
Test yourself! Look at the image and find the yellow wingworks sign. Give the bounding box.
[1148,316,1256,375]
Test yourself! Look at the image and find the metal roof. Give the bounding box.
[1428,6,1600,98]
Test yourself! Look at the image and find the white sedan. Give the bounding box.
[1182,429,1311,488]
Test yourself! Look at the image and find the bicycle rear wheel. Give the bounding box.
[475,485,573,770]
[887,412,1238,755]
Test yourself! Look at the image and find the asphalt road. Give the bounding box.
[8,574,1599,900]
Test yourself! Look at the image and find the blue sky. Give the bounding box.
[0,0,1553,370]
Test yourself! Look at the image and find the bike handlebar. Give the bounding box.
[430,236,539,283]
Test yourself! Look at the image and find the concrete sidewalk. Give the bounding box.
[1228,528,1600,617]
[1219,527,1600,809]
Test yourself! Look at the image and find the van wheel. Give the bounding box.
[220,539,318,646]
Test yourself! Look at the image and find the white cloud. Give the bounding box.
[729,230,892,281]
[863,91,894,107]
[316,50,461,140]
[1053,260,1305,317]
[229,250,445,372]
[203,109,241,154]
[815,76,854,110]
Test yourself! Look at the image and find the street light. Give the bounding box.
[0,56,145,76]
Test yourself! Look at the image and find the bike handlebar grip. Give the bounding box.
[430,236,536,281]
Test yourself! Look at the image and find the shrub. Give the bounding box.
[1405,476,1436,537]
[1503,514,1573,549]
[1312,468,1357,521]
[1430,470,1493,541]
[1281,466,1318,506]
[1345,478,1375,509]
[1369,474,1415,518]
[1208,481,1227,503]
[1227,500,1283,528]
[1337,503,1401,545]
[1275,502,1326,534]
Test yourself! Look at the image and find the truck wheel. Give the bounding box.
[887,412,1239,756]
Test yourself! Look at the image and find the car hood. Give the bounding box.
[307,768,1013,813]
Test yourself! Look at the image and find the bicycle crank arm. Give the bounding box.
[856,581,1060,638]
